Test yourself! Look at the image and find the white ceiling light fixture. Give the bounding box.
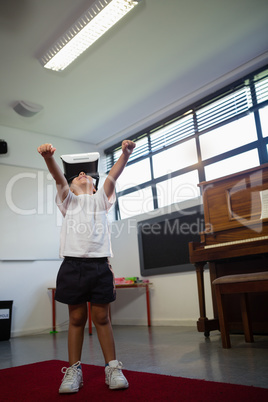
[39,0,142,72]
[13,101,44,117]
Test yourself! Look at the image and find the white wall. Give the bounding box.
[0,124,100,171]
[0,260,69,336]
[0,125,99,337]
[0,124,213,337]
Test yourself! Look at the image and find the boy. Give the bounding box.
[37,140,136,393]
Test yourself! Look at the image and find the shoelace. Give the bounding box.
[61,362,81,382]
[108,361,124,376]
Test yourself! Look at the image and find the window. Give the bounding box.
[156,170,200,208]
[116,158,151,192]
[105,65,268,220]
[118,187,154,219]
[259,106,268,138]
[255,71,268,104]
[196,86,252,133]
[152,139,198,178]
[150,113,195,152]
[204,149,260,181]
[199,114,257,160]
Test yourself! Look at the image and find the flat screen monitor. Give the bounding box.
[137,204,204,276]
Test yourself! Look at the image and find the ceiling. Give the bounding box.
[0,0,268,150]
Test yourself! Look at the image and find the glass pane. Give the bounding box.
[204,149,260,181]
[116,158,151,192]
[118,187,154,219]
[152,139,198,178]
[259,106,268,138]
[200,114,257,160]
[156,170,200,208]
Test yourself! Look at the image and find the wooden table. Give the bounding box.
[48,282,152,335]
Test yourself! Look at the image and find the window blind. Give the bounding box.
[105,65,268,168]
[195,86,252,132]
[150,113,195,152]
[106,134,150,170]
[254,70,268,104]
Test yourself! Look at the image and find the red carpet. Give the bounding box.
[1,360,267,401]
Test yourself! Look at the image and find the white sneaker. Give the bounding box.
[59,361,83,394]
[105,360,129,390]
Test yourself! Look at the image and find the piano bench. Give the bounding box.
[212,271,268,348]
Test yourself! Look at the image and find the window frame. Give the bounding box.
[105,65,268,220]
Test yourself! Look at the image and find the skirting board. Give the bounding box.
[10,320,196,337]
[110,319,196,327]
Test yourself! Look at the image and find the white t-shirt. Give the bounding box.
[56,187,115,258]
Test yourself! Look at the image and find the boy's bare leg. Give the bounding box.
[91,303,116,364]
[68,303,88,366]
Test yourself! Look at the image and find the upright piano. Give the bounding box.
[189,163,268,336]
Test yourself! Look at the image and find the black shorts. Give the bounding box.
[55,257,116,305]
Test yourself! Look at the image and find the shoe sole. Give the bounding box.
[108,383,129,390]
[59,383,83,393]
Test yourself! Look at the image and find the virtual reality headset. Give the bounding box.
[61,152,100,189]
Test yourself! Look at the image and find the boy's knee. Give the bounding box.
[92,311,109,327]
[69,310,87,327]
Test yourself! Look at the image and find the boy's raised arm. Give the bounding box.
[103,140,136,199]
[37,143,69,201]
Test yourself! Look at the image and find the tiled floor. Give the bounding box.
[0,325,267,389]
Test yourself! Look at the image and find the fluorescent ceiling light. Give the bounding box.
[39,0,141,72]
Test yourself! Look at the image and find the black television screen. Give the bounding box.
[137,205,204,276]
